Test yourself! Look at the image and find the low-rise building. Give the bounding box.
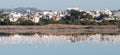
[104,17,115,21]
[100,9,112,16]
[91,9,101,18]
[113,11,120,20]
[9,11,22,22]
[32,12,43,23]
[67,8,84,12]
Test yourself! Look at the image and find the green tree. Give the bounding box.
[18,19,35,25]
[100,14,109,18]
[85,13,93,20]
[90,21,99,25]
[80,20,91,25]
[0,19,11,25]
[101,20,110,25]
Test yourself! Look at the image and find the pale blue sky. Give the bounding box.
[0,0,119,10]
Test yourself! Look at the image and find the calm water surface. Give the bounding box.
[0,33,120,55]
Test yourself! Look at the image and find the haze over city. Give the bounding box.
[0,0,119,10]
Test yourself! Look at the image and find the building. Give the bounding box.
[91,9,101,18]
[67,8,84,12]
[32,12,43,23]
[113,11,120,20]
[104,17,115,21]
[9,11,22,22]
[100,9,112,16]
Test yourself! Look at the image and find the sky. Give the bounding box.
[0,0,119,10]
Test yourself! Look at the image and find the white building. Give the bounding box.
[91,9,101,18]
[100,9,112,16]
[104,18,115,21]
[32,12,43,23]
[113,11,120,20]
[86,11,92,15]
[9,11,22,22]
[67,8,84,12]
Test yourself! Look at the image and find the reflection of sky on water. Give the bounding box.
[0,33,120,55]
[0,34,69,46]
[0,33,120,46]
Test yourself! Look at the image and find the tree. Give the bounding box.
[0,19,11,25]
[85,13,93,20]
[100,14,109,18]
[80,20,91,25]
[101,20,110,25]
[18,19,35,25]
[90,21,99,25]
[0,14,8,18]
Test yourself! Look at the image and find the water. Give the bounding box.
[0,33,120,55]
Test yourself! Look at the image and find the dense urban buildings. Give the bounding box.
[0,7,120,25]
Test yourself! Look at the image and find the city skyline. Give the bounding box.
[0,0,119,10]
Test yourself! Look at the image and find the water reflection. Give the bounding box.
[0,33,120,45]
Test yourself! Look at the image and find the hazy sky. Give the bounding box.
[0,0,119,10]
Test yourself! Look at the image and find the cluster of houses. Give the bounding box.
[7,10,66,23]
[2,8,120,23]
[67,8,120,21]
[6,10,65,23]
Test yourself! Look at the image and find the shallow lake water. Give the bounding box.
[0,33,120,55]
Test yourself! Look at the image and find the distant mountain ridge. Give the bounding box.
[0,7,42,14]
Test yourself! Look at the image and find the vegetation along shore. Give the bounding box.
[0,24,119,30]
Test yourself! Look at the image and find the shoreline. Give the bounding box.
[0,24,119,30]
[0,24,119,35]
